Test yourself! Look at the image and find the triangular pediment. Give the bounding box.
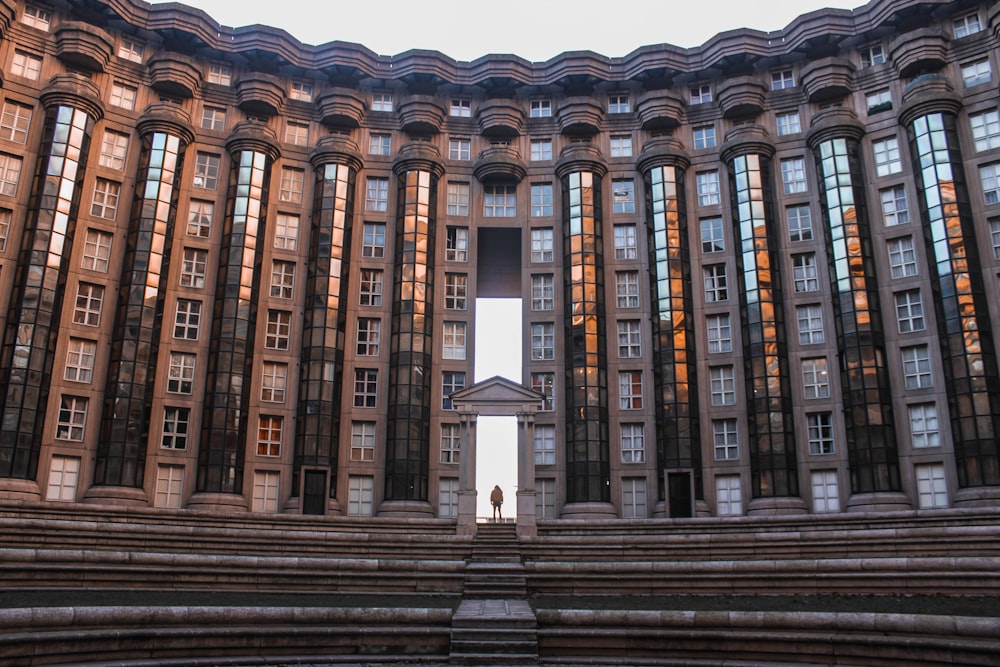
[450,375,544,414]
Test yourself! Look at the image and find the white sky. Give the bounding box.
[155,0,863,62]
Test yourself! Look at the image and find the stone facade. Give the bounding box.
[0,0,999,521]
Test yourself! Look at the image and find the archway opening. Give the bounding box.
[474,297,521,519]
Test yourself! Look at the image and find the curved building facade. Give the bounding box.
[1,0,999,520]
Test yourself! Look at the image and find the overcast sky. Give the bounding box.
[154,0,863,62]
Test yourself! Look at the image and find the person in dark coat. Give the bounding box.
[490,485,504,521]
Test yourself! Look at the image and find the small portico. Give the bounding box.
[449,376,544,539]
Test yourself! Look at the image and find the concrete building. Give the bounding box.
[1,0,999,529]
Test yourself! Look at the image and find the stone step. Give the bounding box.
[448,653,538,666]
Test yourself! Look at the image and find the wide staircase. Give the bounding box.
[449,522,538,665]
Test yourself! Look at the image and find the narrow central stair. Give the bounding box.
[450,523,538,666]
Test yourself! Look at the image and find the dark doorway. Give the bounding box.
[477,227,521,298]
[668,472,694,518]
[302,470,327,515]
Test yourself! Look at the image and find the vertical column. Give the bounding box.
[638,143,702,517]
[456,411,478,535]
[807,117,909,511]
[191,122,279,509]
[381,143,443,516]
[721,136,805,514]
[555,146,614,518]
[515,411,538,537]
[292,138,361,513]
[901,98,1000,503]
[89,105,193,504]
[0,75,102,496]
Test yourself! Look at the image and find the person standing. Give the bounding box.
[490,485,504,521]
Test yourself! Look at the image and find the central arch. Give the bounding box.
[449,376,545,537]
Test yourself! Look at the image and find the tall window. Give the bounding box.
[270,260,295,299]
[696,171,720,206]
[252,471,280,513]
[992,218,1000,260]
[260,362,288,402]
[0,208,8,252]
[484,184,516,216]
[531,228,554,262]
[201,106,226,131]
[154,465,184,508]
[441,371,466,410]
[439,479,459,517]
[369,132,391,156]
[289,81,313,101]
[617,320,641,358]
[444,273,467,310]
[530,139,553,161]
[962,59,992,87]
[860,44,886,67]
[872,137,902,176]
[786,205,813,241]
[776,111,801,136]
[180,248,208,288]
[909,403,940,448]
[110,83,137,110]
[531,183,553,217]
[970,109,1000,152]
[979,162,1000,204]
[612,179,635,214]
[701,217,725,253]
[11,51,42,80]
[279,167,304,204]
[693,125,716,149]
[901,345,933,389]
[0,153,21,195]
[359,269,383,306]
[953,12,982,38]
[21,4,51,30]
[351,421,376,461]
[802,358,830,399]
[915,464,948,508]
[811,471,840,513]
[610,134,633,157]
[46,456,80,501]
[706,314,732,353]
[531,373,555,411]
[354,369,378,407]
[531,274,554,311]
[348,476,375,516]
[207,63,232,85]
[880,186,909,226]
[446,227,468,261]
[284,121,309,146]
[64,338,97,383]
[866,89,892,113]
[81,229,113,272]
[796,304,825,345]
[90,179,121,220]
[534,425,555,464]
[450,98,471,117]
[365,176,389,211]
[608,94,630,113]
[98,130,129,169]
[56,396,88,441]
[894,290,925,333]
[167,352,196,394]
[443,321,466,360]
[356,318,381,356]
[161,407,190,450]
[371,92,393,112]
[274,214,298,251]
[257,416,282,456]
[0,100,31,144]
[780,158,807,194]
[807,413,835,454]
[690,84,711,104]
[709,366,736,406]
[187,201,213,238]
[441,424,461,464]
[448,138,471,160]
[621,424,645,463]
[792,253,819,292]
[771,69,795,90]
[265,310,292,350]
[447,182,470,216]
[362,222,386,258]
[73,283,104,326]
[174,299,202,340]
[713,419,739,460]
[887,236,918,278]
[703,264,728,302]
[716,475,742,516]
[193,153,220,190]
[622,478,647,518]
[615,271,640,308]
[531,322,555,360]
[530,100,552,118]
[613,224,637,260]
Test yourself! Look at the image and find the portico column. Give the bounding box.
[516,411,537,538]
[456,411,478,535]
